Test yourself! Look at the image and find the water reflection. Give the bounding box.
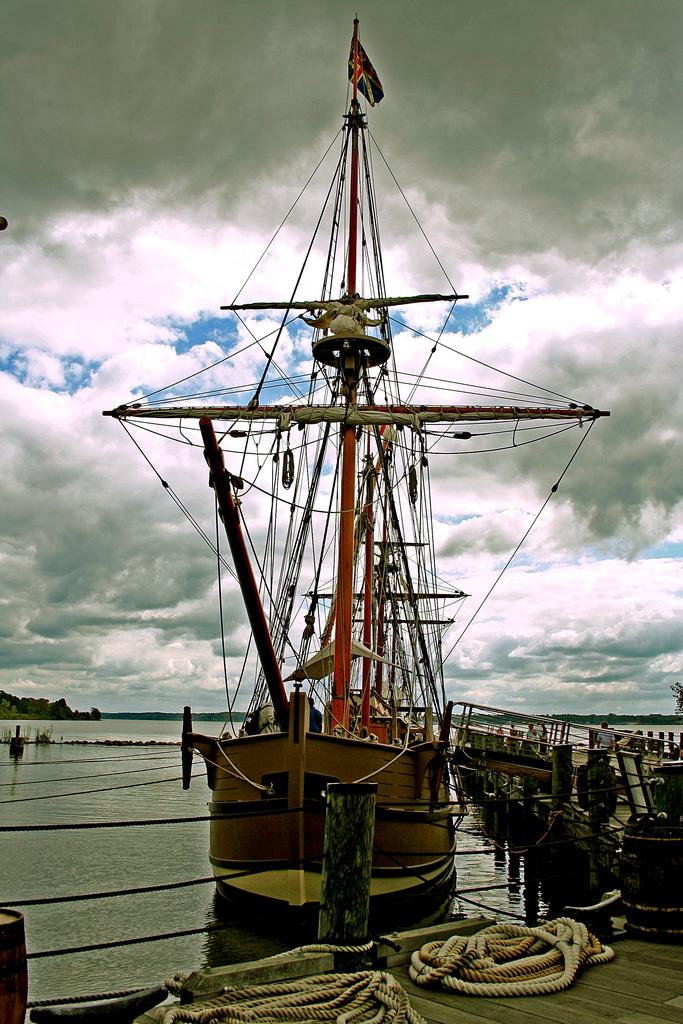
[449,804,590,926]
[203,894,314,968]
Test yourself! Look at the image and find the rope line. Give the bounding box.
[159,970,423,1024]
[26,922,234,960]
[0,762,181,788]
[119,131,342,410]
[6,875,217,908]
[27,986,155,1010]
[444,419,596,661]
[25,900,376,962]
[0,805,306,832]
[409,917,614,996]
[0,774,184,804]
[0,750,180,767]
[451,894,527,921]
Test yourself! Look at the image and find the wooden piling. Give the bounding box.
[318,782,376,948]
[587,750,612,892]
[8,727,24,758]
[181,706,193,790]
[551,744,572,811]
[0,909,27,1024]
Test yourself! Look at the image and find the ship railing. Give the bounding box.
[347,690,436,743]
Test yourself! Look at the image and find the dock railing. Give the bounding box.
[450,701,683,834]
[450,701,679,764]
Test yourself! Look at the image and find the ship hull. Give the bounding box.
[188,691,460,911]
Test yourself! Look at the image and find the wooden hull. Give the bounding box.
[188,692,460,910]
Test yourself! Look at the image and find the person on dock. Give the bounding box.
[525,722,538,754]
[596,721,613,750]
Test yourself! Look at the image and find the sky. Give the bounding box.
[1,0,681,716]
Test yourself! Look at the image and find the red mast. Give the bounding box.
[331,18,362,730]
[360,436,375,728]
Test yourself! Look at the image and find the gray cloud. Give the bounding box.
[1,0,681,714]
[3,1,681,263]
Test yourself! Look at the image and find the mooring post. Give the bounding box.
[8,726,24,758]
[0,909,27,1024]
[587,750,612,825]
[522,771,537,813]
[551,744,573,811]
[318,782,377,962]
[586,750,611,892]
[653,763,683,824]
[181,706,193,790]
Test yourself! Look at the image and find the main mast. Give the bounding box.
[331,18,362,730]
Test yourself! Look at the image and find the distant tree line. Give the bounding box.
[0,691,101,721]
[549,711,682,724]
[101,711,243,721]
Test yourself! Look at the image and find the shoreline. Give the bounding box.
[1,737,182,746]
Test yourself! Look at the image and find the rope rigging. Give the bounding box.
[390,314,592,408]
[443,419,597,662]
[0,774,185,805]
[0,761,181,788]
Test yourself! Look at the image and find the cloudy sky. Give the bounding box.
[1,0,681,716]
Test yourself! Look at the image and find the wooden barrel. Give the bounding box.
[0,909,28,1024]
[620,823,683,941]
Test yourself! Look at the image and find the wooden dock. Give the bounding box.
[129,917,683,1024]
[450,703,683,889]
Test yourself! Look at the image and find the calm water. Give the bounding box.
[0,716,653,1006]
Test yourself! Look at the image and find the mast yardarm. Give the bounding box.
[104,404,610,425]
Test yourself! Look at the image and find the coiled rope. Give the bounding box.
[409,917,614,997]
[157,971,424,1024]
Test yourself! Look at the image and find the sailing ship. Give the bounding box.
[104,21,608,910]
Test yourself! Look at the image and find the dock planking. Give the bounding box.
[389,937,683,1024]
[132,928,683,1024]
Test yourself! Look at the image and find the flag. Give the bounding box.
[348,39,384,106]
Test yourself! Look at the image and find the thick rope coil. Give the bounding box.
[155,970,425,1023]
[408,917,614,997]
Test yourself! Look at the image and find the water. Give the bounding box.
[1,720,299,1007]
[0,717,607,1006]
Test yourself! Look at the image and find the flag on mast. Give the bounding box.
[348,39,384,106]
